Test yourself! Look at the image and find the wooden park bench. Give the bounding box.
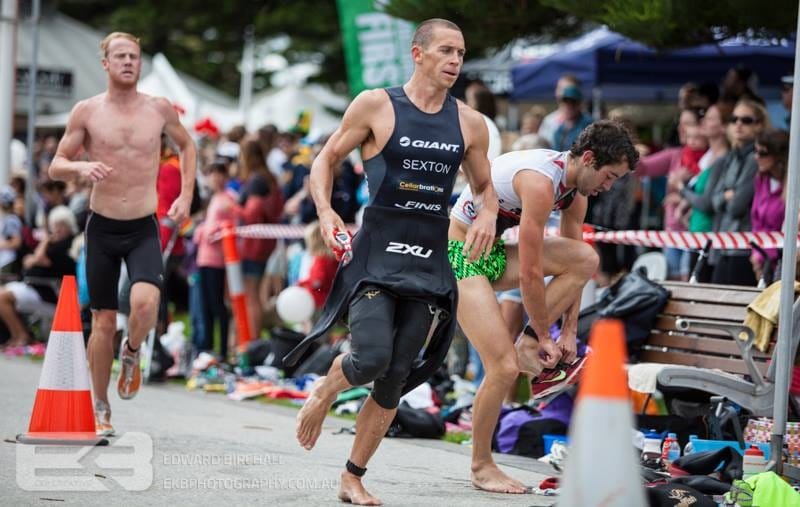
[636,280,800,417]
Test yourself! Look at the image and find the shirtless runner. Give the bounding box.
[289,19,498,505]
[49,32,196,436]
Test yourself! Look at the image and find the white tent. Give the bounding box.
[139,53,243,132]
[21,12,349,138]
[138,54,198,120]
[20,13,238,128]
[246,83,348,139]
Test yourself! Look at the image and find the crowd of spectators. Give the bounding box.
[1,64,795,370]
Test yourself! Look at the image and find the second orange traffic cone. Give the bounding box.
[557,319,645,506]
[16,275,107,445]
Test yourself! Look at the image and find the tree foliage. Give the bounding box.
[57,0,346,96]
[382,0,587,56]
[542,0,798,49]
[56,0,799,97]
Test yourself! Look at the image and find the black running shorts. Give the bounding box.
[85,211,163,310]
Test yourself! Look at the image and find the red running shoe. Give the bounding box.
[530,355,587,400]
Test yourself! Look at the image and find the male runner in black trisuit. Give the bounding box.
[284,19,498,505]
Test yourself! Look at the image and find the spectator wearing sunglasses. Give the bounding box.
[705,98,769,285]
[750,128,790,282]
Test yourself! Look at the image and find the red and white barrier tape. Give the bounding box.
[222,224,794,251]
[585,230,790,250]
[215,224,358,241]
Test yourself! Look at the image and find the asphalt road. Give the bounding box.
[1,355,559,506]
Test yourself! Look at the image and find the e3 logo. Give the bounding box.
[16,432,154,491]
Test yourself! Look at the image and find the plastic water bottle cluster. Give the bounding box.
[641,431,768,477]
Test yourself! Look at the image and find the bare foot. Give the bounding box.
[296,377,336,450]
[515,337,543,377]
[338,471,382,505]
[471,463,528,494]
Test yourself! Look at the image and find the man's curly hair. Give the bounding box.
[569,120,639,171]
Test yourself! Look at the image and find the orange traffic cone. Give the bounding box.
[221,223,252,354]
[16,276,107,445]
[558,319,645,506]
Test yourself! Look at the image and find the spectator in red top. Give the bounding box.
[297,221,339,309]
[157,135,185,256]
[238,139,284,339]
[156,135,188,336]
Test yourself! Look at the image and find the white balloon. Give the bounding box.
[276,286,315,324]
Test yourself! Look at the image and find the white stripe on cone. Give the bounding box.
[557,398,646,507]
[37,331,91,391]
[225,263,245,296]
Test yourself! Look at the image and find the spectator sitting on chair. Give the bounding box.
[0,205,77,347]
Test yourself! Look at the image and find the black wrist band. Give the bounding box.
[523,325,539,342]
[346,460,367,477]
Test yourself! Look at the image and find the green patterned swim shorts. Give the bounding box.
[448,239,507,282]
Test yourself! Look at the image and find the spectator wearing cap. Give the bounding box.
[539,74,576,142]
[540,75,593,151]
[0,185,23,275]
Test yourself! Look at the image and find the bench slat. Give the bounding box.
[660,301,749,321]
[638,350,768,376]
[652,316,733,337]
[660,282,761,305]
[646,333,772,360]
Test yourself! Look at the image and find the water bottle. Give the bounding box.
[667,433,681,466]
[223,373,237,394]
[742,445,766,480]
[660,434,673,466]
[661,433,681,469]
[684,435,697,456]
[642,430,662,467]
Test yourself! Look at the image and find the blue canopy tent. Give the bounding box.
[511,27,795,103]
